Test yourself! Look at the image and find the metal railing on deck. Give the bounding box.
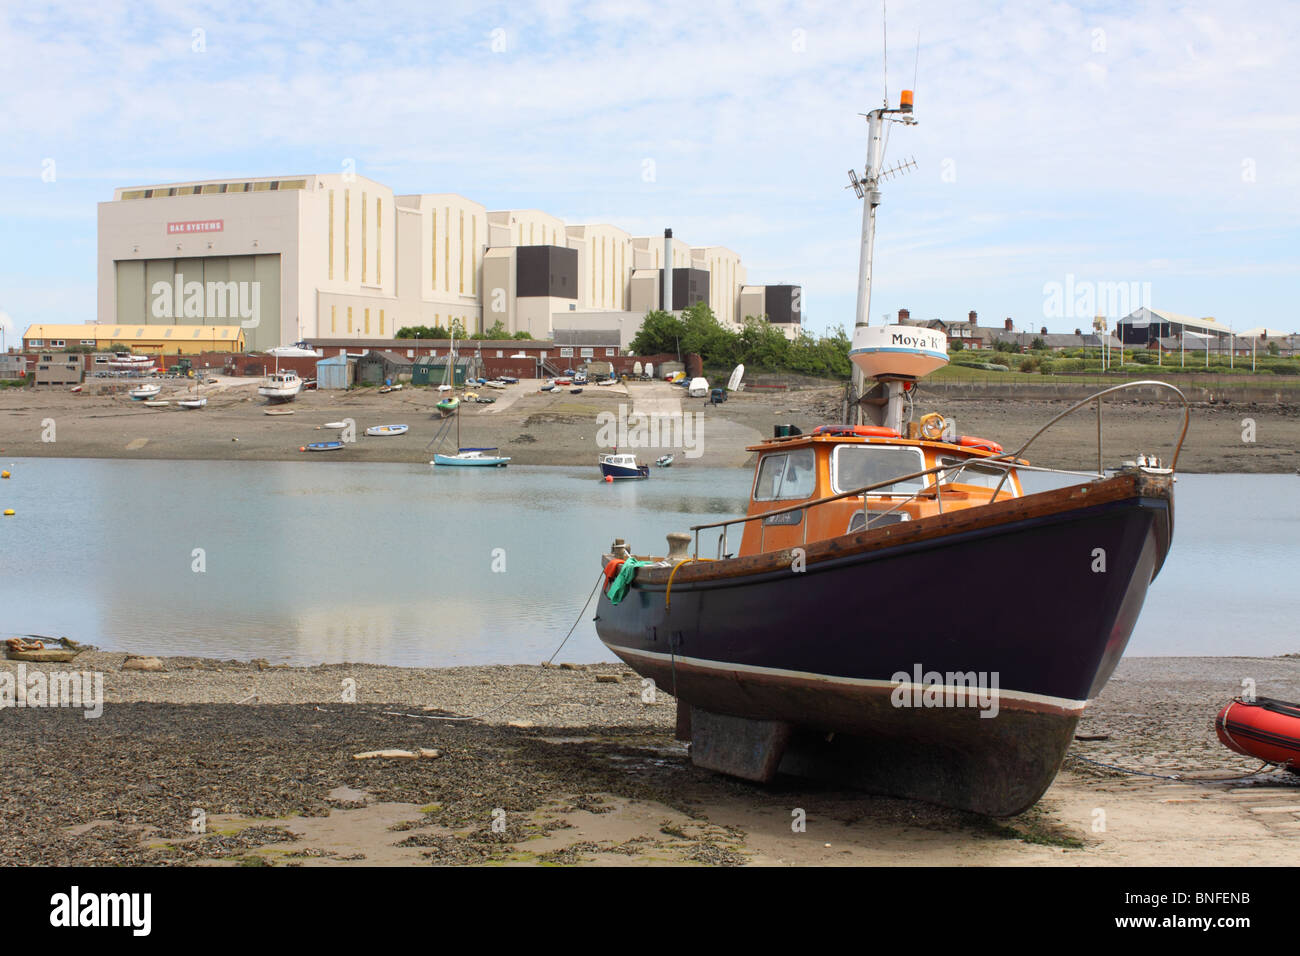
[689,380,1190,560]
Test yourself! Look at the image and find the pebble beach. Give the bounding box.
[3,652,1299,866]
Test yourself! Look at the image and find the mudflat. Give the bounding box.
[2,653,1298,866]
[1,379,1296,472]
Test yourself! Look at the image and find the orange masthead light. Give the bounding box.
[900,90,914,112]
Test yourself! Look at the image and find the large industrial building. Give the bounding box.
[95,174,802,351]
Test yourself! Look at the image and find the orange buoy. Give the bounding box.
[299,446,306,452]
[604,475,613,482]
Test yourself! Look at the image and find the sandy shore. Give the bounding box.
[1,379,1296,473]
[2,652,1299,866]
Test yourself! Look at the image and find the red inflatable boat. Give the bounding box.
[1216,697,1300,769]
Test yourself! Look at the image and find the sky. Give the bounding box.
[1,0,1298,343]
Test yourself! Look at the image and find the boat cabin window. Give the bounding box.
[939,456,1017,495]
[831,445,927,496]
[753,448,816,501]
[847,510,910,533]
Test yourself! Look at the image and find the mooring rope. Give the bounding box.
[1068,752,1276,782]
[382,571,606,722]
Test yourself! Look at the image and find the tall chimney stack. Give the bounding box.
[898,307,910,323]
[663,228,673,312]
[1004,318,1014,331]
[968,310,977,326]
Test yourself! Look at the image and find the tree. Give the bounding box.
[474,319,508,340]
[629,310,686,356]
[396,324,449,340]
[512,330,533,340]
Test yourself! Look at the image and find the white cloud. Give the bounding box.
[1,0,1298,332]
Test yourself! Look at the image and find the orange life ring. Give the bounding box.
[958,436,1004,454]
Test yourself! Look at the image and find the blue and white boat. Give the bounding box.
[598,453,649,480]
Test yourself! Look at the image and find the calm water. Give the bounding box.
[0,459,1295,663]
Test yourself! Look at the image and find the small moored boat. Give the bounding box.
[599,453,649,480]
[436,397,460,414]
[304,441,344,452]
[656,454,674,467]
[178,398,207,409]
[432,449,511,467]
[365,424,409,437]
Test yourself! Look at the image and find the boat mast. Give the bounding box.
[848,91,917,424]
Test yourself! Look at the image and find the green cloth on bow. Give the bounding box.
[605,558,648,605]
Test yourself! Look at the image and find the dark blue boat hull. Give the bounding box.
[600,462,650,480]
[594,474,1172,815]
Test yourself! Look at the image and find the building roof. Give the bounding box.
[358,349,414,366]
[552,328,621,347]
[24,323,244,343]
[1119,308,1224,334]
[1239,327,1295,338]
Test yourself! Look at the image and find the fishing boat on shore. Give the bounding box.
[129,383,161,401]
[590,87,1187,817]
[365,424,408,437]
[109,353,156,372]
[258,370,302,404]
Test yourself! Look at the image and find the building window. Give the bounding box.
[364,308,370,335]
[376,199,382,284]
[81,339,96,346]
[328,190,334,280]
[51,339,65,347]
[444,207,450,292]
[606,348,615,356]
[344,190,350,281]
[379,309,385,336]
[331,305,336,333]
[459,210,465,294]
[471,217,478,294]
[496,350,503,358]
[347,306,353,334]
[361,192,367,283]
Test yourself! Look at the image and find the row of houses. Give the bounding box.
[898,308,1298,356]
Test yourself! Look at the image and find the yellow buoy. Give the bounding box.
[0,470,9,479]
[3,509,13,516]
